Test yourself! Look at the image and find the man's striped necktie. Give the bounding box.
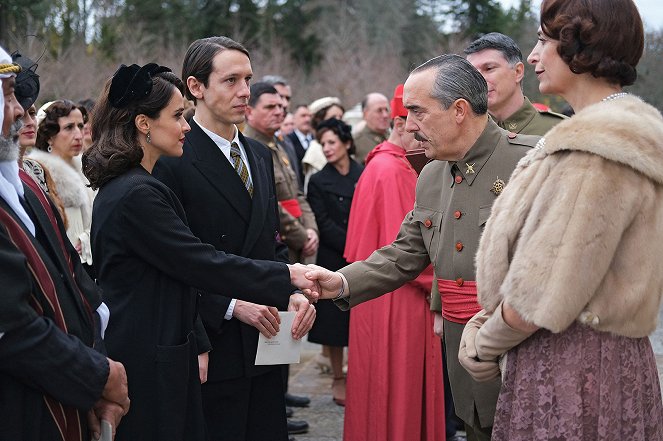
[230,142,253,197]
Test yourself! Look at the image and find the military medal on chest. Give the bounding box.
[491,176,505,195]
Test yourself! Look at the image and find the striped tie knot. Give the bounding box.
[230,142,253,197]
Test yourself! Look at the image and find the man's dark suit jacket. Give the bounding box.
[287,131,307,187]
[154,121,291,383]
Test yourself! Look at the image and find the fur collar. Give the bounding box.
[542,96,663,184]
[26,149,92,209]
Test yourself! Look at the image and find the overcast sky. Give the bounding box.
[499,0,663,31]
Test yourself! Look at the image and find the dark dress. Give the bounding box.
[91,166,293,441]
[306,160,363,346]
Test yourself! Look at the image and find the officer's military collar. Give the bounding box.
[450,119,502,186]
[496,96,538,133]
[243,125,277,150]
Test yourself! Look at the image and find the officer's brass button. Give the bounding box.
[454,175,463,184]
[456,242,463,252]
[454,210,462,219]
[456,277,464,287]
[424,219,432,228]
[507,132,517,139]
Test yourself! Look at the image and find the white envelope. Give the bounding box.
[254,311,302,365]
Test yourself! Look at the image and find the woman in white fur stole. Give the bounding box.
[458,0,663,439]
[29,100,95,265]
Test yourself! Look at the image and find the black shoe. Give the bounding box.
[285,393,310,407]
[289,438,296,441]
[287,419,309,435]
[285,406,294,418]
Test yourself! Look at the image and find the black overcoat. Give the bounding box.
[306,160,362,346]
[91,166,292,441]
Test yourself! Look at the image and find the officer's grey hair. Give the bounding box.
[261,75,289,87]
[464,32,523,67]
[412,54,488,116]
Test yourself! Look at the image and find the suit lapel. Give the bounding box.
[187,121,252,223]
[239,133,269,256]
[288,132,305,160]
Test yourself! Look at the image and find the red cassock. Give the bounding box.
[343,141,445,441]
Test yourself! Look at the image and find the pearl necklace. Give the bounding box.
[602,92,629,102]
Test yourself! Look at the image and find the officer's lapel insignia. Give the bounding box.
[491,177,505,195]
[508,122,518,131]
[465,162,475,174]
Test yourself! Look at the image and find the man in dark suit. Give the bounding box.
[153,37,315,441]
[286,104,313,187]
[0,47,129,440]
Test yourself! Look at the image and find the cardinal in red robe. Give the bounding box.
[342,85,445,441]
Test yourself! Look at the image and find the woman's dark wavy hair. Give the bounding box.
[315,118,355,156]
[83,71,183,189]
[35,100,88,151]
[540,0,643,86]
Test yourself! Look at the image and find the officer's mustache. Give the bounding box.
[413,132,430,142]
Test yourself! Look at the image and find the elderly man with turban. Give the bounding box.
[0,45,129,441]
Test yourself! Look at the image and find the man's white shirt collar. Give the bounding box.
[294,129,312,149]
[193,116,252,179]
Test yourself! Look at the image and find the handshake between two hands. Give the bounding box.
[287,263,344,303]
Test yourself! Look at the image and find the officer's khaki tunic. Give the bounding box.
[243,126,317,263]
[425,97,564,429]
[336,120,539,428]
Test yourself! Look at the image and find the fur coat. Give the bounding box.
[476,96,663,338]
[26,150,94,263]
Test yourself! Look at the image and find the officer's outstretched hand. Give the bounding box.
[304,264,344,301]
[288,263,317,292]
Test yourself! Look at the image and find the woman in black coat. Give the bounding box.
[82,64,315,440]
[306,118,362,406]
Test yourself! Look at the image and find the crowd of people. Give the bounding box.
[1,0,662,440]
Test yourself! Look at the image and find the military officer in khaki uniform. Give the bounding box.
[418,33,564,437]
[244,82,319,264]
[465,32,565,138]
[353,93,390,163]
[304,55,540,441]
